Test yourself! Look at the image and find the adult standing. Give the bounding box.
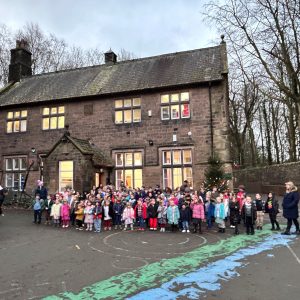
[0,185,8,216]
[282,181,300,235]
[35,180,48,202]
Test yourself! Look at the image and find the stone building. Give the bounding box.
[0,38,231,194]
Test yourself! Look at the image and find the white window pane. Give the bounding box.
[181,92,189,102]
[20,158,27,170]
[21,110,27,118]
[51,107,57,114]
[6,173,13,188]
[43,118,50,130]
[163,168,172,190]
[161,95,169,104]
[115,100,123,108]
[13,174,20,190]
[43,108,50,115]
[116,170,123,188]
[183,149,192,164]
[50,117,57,129]
[125,153,133,166]
[124,99,131,107]
[20,173,26,190]
[161,106,170,120]
[13,158,19,170]
[134,152,142,166]
[7,121,13,133]
[7,112,13,119]
[58,106,65,114]
[58,116,65,129]
[60,161,73,171]
[133,98,141,106]
[181,103,190,118]
[133,109,141,122]
[20,120,27,132]
[134,169,143,188]
[183,167,193,188]
[124,169,133,188]
[163,151,171,165]
[116,153,124,167]
[14,121,20,132]
[59,161,73,192]
[124,110,132,123]
[14,111,20,118]
[173,168,182,189]
[6,158,12,171]
[170,94,179,102]
[171,105,180,119]
[173,150,181,164]
[115,111,123,124]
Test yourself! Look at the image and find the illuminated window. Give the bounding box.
[115,151,143,188]
[6,110,27,133]
[162,149,193,189]
[161,92,190,120]
[42,106,65,130]
[4,157,27,191]
[114,98,141,124]
[59,161,73,192]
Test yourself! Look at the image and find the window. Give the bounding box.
[6,110,27,133]
[162,149,193,189]
[114,98,141,124]
[59,161,73,192]
[115,151,143,188]
[4,157,27,191]
[160,92,190,120]
[42,106,65,130]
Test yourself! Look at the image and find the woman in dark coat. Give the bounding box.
[282,181,300,235]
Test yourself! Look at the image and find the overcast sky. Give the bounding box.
[0,0,220,57]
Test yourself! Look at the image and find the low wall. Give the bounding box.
[233,162,300,195]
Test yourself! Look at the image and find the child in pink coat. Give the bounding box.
[61,199,70,228]
[122,203,135,231]
[190,196,205,233]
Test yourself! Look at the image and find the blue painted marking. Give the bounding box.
[127,234,295,300]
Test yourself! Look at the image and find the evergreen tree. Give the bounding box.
[204,155,227,191]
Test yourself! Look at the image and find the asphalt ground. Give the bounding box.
[0,209,299,300]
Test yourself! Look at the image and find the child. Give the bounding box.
[103,200,113,230]
[93,201,102,233]
[157,200,167,232]
[229,195,240,234]
[167,199,180,232]
[255,193,265,230]
[265,192,280,231]
[205,195,215,229]
[33,194,43,224]
[84,200,94,231]
[60,199,70,228]
[190,196,205,234]
[51,197,62,227]
[75,204,84,230]
[122,202,135,231]
[147,199,158,230]
[113,198,124,230]
[135,199,147,231]
[241,196,257,235]
[214,196,226,233]
[180,203,192,233]
[44,195,53,225]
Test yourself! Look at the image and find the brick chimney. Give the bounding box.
[8,39,32,82]
[104,49,117,64]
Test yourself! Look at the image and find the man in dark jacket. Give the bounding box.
[0,185,8,216]
[282,181,300,235]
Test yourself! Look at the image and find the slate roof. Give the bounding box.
[0,45,227,107]
[46,133,113,167]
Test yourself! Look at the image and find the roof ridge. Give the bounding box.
[19,44,222,80]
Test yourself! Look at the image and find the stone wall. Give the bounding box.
[233,162,300,195]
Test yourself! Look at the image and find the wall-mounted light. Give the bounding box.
[100,168,104,173]
[172,133,177,142]
[149,140,154,146]
[148,110,152,117]
[31,147,36,154]
[188,131,192,137]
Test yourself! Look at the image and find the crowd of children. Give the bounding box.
[31,183,288,236]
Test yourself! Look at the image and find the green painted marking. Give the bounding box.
[44,229,274,300]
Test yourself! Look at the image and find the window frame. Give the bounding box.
[58,160,74,192]
[6,110,28,134]
[114,98,141,124]
[42,105,65,130]
[4,156,27,191]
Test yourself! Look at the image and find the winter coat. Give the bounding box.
[134,203,147,219]
[282,191,299,219]
[190,202,205,220]
[44,199,54,212]
[255,199,265,212]
[236,191,245,210]
[122,207,135,221]
[75,207,84,221]
[113,202,124,216]
[180,207,192,222]
[93,205,103,219]
[205,202,215,218]
[214,203,226,220]
[35,186,48,200]
[61,204,70,221]
[102,203,114,220]
[167,205,180,225]
[241,202,257,223]
[51,203,62,219]
[157,205,167,224]
[147,203,158,218]
[229,201,240,223]
[264,196,279,216]
[84,205,94,223]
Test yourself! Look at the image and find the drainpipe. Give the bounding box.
[208,81,214,157]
